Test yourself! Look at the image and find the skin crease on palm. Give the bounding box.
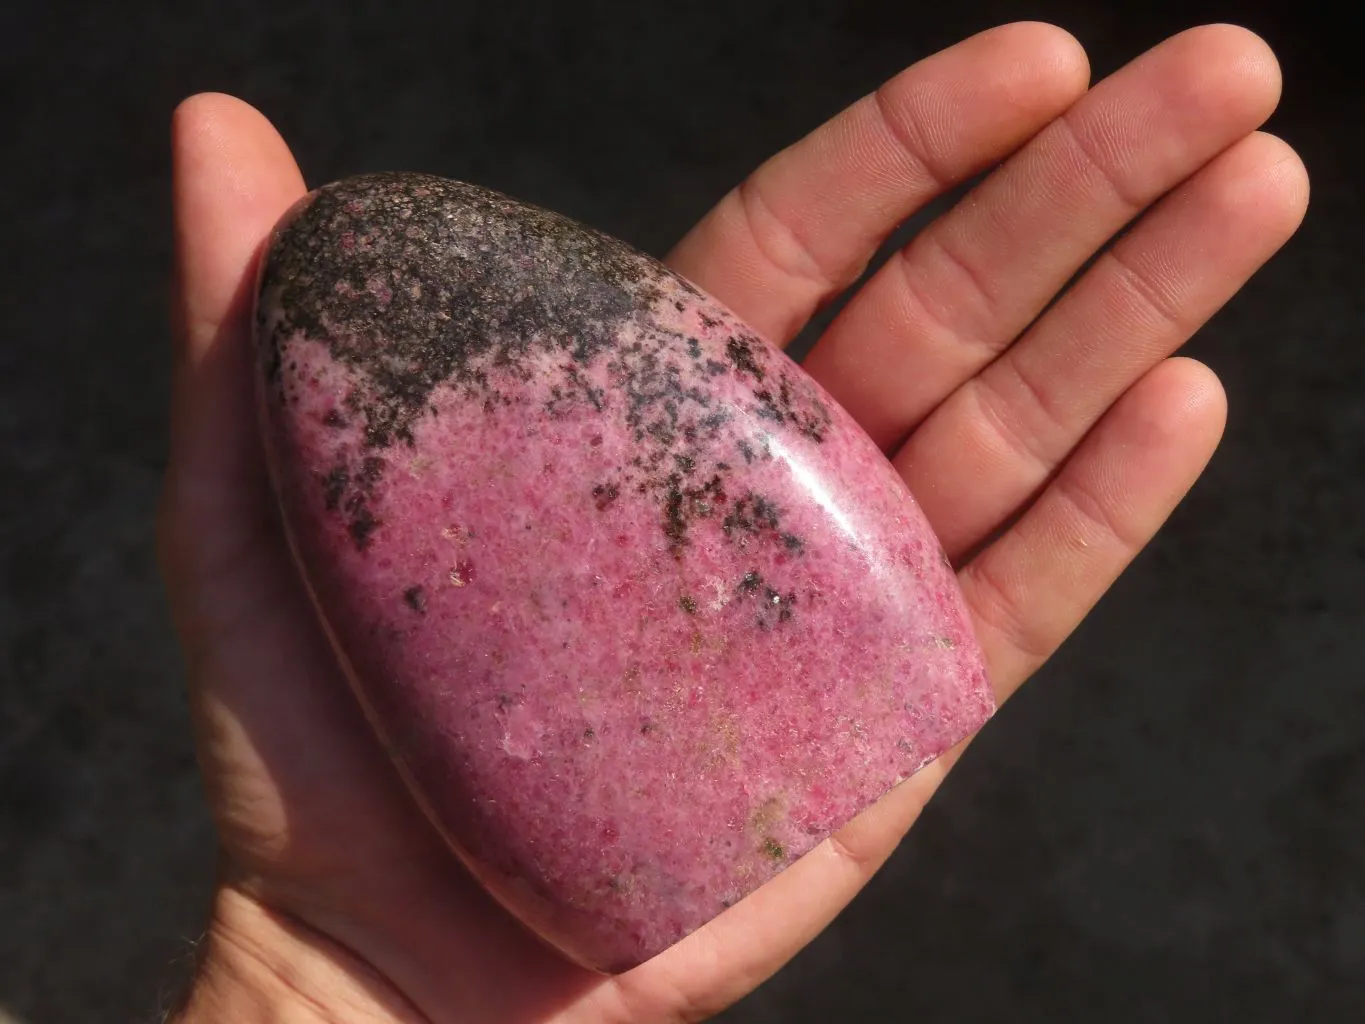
[160,21,1308,1024]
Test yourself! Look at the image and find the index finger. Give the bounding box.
[665,22,1089,345]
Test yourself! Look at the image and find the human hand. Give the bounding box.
[160,22,1306,1023]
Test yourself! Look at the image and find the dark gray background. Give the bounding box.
[2,1,1361,1021]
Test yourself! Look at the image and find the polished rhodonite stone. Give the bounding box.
[255,172,995,972]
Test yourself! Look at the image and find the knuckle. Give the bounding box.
[962,554,1054,663]
[970,375,1053,475]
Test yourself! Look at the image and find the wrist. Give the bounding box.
[171,884,425,1024]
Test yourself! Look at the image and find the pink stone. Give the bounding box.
[255,173,994,972]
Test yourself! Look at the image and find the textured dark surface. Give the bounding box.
[1,1,1361,1021]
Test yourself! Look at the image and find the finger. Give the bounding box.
[899,131,1307,557]
[665,22,1089,344]
[959,357,1227,697]
[163,94,306,580]
[172,93,307,368]
[803,24,1281,449]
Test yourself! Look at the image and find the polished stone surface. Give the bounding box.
[257,174,991,969]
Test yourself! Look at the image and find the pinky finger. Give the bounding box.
[960,356,1227,701]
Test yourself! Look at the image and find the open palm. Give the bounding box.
[161,23,1306,1024]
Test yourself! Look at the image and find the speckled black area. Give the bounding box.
[257,173,830,579]
[259,173,653,429]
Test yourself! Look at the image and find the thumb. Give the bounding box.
[163,93,306,588]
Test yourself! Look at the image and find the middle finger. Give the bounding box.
[802,24,1282,451]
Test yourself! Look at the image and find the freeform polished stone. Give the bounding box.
[255,172,995,973]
